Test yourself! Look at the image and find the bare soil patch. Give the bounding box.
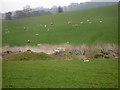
[2,43,119,60]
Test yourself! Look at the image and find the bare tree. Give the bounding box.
[58,6,63,13]
[5,12,12,20]
[23,5,32,17]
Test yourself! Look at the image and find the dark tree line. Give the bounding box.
[5,5,64,20]
[5,12,12,20]
[14,10,51,19]
[58,6,63,13]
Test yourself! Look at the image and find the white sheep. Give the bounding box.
[27,40,31,43]
[67,41,69,44]
[53,47,66,53]
[35,33,39,36]
[83,59,90,62]
[24,27,26,30]
[37,44,41,46]
[68,21,72,24]
[51,22,53,25]
[53,49,60,53]
[44,25,47,27]
[80,22,83,24]
[87,20,90,22]
[24,27,29,30]
[100,21,102,23]
[57,47,66,52]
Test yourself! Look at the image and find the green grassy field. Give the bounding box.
[2,5,119,88]
[2,5,118,46]
[2,59,118,88]
[0,60,2,89]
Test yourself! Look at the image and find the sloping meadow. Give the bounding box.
[2,5,118,46]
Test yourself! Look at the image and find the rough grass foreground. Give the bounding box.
[2,44,119,88]
[2,59,118,88]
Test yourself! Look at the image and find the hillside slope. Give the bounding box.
[2,5,118,46]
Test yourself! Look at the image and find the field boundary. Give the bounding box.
[2,43,119,60]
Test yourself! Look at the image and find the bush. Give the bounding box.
[3,51,53,61]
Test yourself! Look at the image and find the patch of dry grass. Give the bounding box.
[2,43,119,60]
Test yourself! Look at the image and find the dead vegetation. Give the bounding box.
[2,43,119,60]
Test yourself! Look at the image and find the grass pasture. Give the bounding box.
[2,59,118,88]
[2,5,118,46]
[2,4,119,88]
